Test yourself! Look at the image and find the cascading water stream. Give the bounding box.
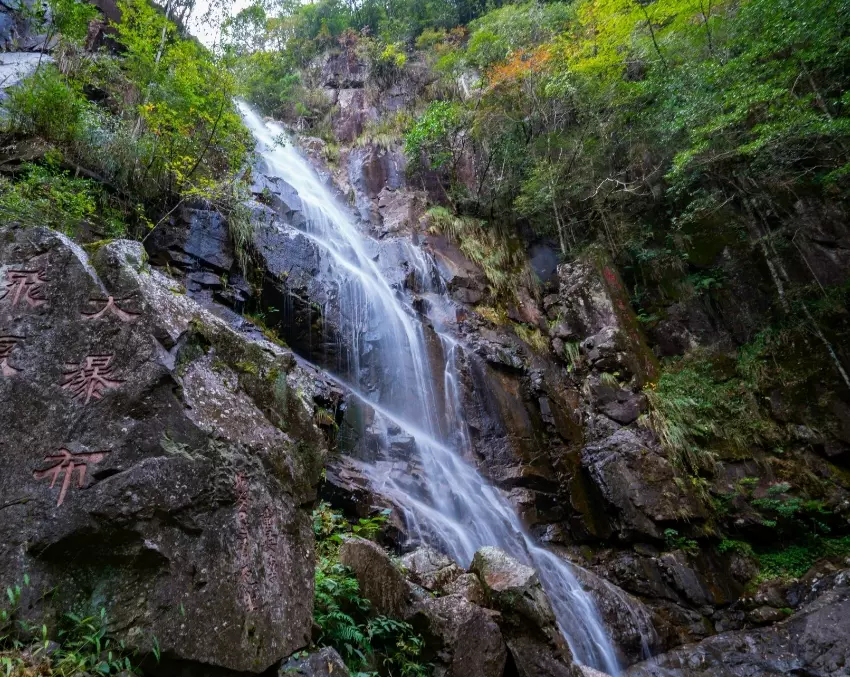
[238,102,623,675]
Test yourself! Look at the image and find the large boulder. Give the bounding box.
[411,595,507,677]
[279,647,350,677]
[470,547,581,677]
[471,547,558,630]
[400,545,464,592]
[0,225,329,673]
[339,536,412,618]
[625,568,850,676]
[581,429,705,540]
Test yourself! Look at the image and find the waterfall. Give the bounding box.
[238,102,623,676]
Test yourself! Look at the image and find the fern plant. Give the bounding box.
[311,503,432,676]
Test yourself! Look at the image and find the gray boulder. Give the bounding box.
[339,536,412,618]
[279,647,350,677]
[411,595,507,677]
[625,568,850,676]
[581,430,705,540]
[0,225,328,673]
[400,545,464,592]
[470,547,581,677]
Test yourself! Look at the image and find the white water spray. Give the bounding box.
[239,102,624,675]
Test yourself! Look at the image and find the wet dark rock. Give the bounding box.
[424,232,487,306]
[581,430,705,540]
[332,89,378,143]
[505,635,582,677]
[147,207,234,272]
[279,647,350,677]
[0,225,328,673]
[0,0,53,51]
[745,606,787,625]
[347,145,406,225]
[591,381,647,425]
[625,568,850,677]
[569,564,660,663]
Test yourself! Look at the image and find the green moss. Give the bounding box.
[234,360,260,375]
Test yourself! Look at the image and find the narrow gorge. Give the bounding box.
[0,0,849,676]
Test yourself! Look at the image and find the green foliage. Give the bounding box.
[48,0,98,42]
[424,207,534,301]
[311,503,430,677]
[514,323,548,354]
[644,353,779,473]
[465,2,573,69]
[663,528,700,556]
[717,538,755,557]
[1,577,146,677]
[4,65,87,143]
[0,161,127,237]
[403,101,462,170]
[755,536,850,581]
[1,0,251,238]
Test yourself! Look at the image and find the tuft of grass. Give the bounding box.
[475,305,508,325]
[643,352,780,473]
[354,111,412,149]
[563,341,581,371]
[514,323,548,353]
[426,206,536,303]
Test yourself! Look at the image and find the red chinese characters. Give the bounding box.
[33,448,109,506]
[0,270,48,308]
[61,355,123,404]
[0,335,22,376]
[82,296,139,322]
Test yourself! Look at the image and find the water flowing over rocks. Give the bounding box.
[0,224,330,674]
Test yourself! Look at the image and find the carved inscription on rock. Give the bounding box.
[262,506,278,586]
[0,335,22,376]
[33,448,109,506]
[235,473,257,613]
[61,355,123,404]
[82,296,139,322]
[1,269,48,308]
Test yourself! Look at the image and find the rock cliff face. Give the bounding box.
[214,88,850,670]
[0,224,331,673]
[5,33,850,677]
[228,45,850,674]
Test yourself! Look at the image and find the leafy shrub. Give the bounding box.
[4,65,88,143]
[756,536,850,581]
[403,101,461,170]
[663,528,699,556]
[0,160,127,237]
[717,539,755,557]
[311,503,430,677]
